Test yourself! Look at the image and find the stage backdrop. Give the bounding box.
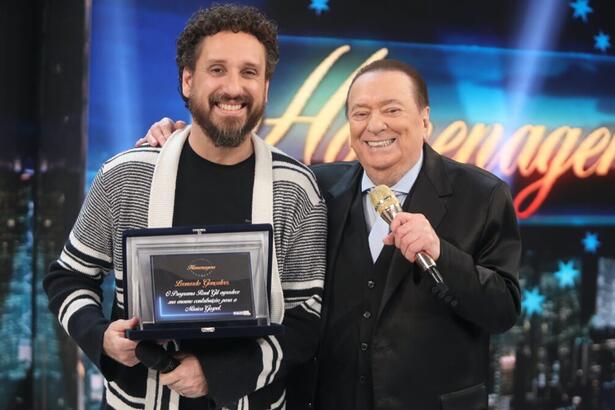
[36,0,615,409]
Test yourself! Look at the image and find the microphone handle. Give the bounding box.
[415,253,444,284]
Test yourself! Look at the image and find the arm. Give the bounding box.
[385,181,521,333]
[43,168,138,380]
[436,182,521,333]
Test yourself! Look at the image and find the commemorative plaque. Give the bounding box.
[150,252,255,324]
[122,224,283,340]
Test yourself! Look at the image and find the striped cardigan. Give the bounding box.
[44,127,327,409]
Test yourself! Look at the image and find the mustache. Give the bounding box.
[209,93,253,106]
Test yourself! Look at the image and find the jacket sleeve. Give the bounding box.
[437,181,521,334]
[194,193,328,406]
[43,168,118,379]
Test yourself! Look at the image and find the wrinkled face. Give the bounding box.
[182,31,269,147]
[347,70,430,186]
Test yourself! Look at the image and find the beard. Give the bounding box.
[188,91,265,148]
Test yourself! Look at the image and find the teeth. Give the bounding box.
[366,139,395,147]
[217,103,243,111]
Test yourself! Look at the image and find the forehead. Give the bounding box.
[348,70,416,106]
[197,31,266,66]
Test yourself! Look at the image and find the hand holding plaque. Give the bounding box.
[122,224,283,340]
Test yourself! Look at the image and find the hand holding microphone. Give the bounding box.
[368,185,446,288]
[136,341,180,373]
[136,342,208,398]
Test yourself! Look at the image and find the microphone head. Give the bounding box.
[368,185,401,222]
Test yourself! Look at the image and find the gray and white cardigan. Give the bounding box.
[44,127,327,409]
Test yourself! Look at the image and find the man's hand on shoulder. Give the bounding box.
[159,354,208,398]
[103,317,140,366]
[135,117,187,147]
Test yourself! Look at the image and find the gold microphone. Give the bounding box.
[368,185,445,284]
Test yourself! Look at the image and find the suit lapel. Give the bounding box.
[377,145,453,320]
[320,163,363,324]
[325,163,363,270]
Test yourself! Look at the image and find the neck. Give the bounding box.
[365,169,405,187]
[188,123,254,165]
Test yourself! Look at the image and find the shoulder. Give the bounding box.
[271,150,312,175]
[271,151,323,204]
[438,153,509,197]
[310,161,356,179]
[310,161,358,194]
[101,146,161,174]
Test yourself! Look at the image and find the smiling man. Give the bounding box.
[43,5,326,410]
[312,60,521,410]
[141,58,521,409]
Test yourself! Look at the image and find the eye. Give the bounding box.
[209,65,225,75]
[351,111,369,120]
[385,107,401,115]
[242,68,258,77]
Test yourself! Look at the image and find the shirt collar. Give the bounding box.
[361,148,424,195]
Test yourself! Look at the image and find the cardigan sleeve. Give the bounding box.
[43,168,118,379]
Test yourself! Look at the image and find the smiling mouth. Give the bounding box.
[215,102,246,112]
[365,138,396,148]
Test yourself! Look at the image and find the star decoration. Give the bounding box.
[309,0,330,16]
[594,31,611,52]
[522,287,545,316]
[582,232,601,253]
[554,260,580,288]
[569,0,593,23]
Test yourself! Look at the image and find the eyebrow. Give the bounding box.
[379,99,403,106]
[349,99,403,112]
[349,103,370,112]
[205,58,261,67]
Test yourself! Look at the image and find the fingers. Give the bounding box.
[113,338,140,367]
[386,212,440,262]
[159,355,208,398]
[146,120,169,147]
[103,317,140,366]
[141,117,185,147]
[389,214,404,232]
[159,370,181,389]
[136,117,187,148]
[383,232,395,246]
[399,236,424,263]
[109,316,139,330]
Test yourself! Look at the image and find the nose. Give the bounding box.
[222,71,243,97]
[366,113,387,135]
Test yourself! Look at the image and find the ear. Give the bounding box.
[264,80,270,104]
[181,68,194,100]
[421,106,431,130]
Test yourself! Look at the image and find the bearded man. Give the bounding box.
[43,5,326,409]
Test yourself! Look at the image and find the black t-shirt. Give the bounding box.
[171,141,255,408]
[173,140,255,227]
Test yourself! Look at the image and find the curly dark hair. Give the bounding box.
[176,4,279,105]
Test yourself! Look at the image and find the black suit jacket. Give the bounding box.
[309,144,521,410]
